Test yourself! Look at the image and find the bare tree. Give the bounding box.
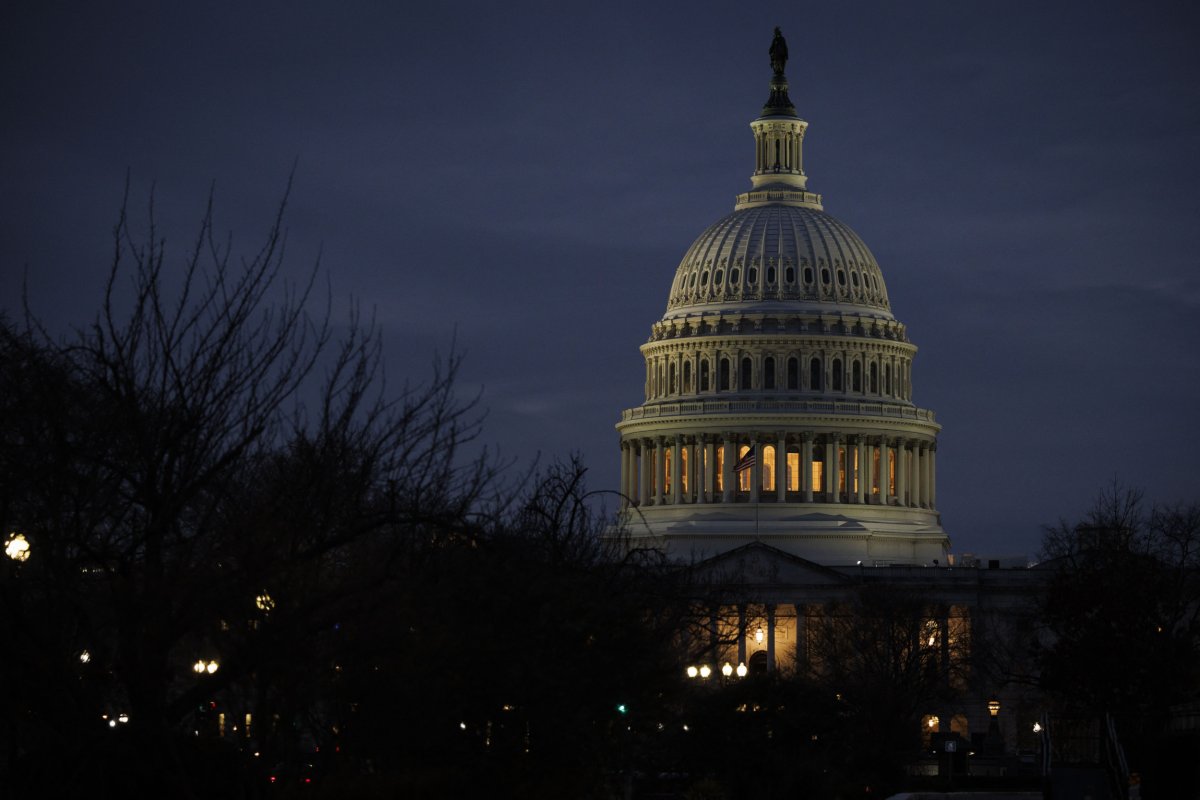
[0,183,497,796]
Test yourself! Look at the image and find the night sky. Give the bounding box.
[4,1,1198,559]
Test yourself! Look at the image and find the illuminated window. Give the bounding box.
[872,447,881,495]
[812,459,824,492]
[764,357,775,390]
[787,357,799,389]
[838,446,847,493]
[680,446,689,493]
[738,445,751,492]
[787,450,800,491]
[889,447,897,495]
[762,445,776,492]
[810,357,822,390]
[740,357,752,390]
[714,447,724,491]
[664,449,672,490]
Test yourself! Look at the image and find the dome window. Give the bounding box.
[837,270,846,287]
[701,271,709,286]
[718,358,731,391]
[852,361,862,392]
[869,362,878,393]
[740,357,753,390]
[683,361,692,393]
[714,269,724,286]
[787,357,799,389]
[832,359,843,391]
[764,356,776,389]
[785,266,795,283]
[669,362,677,394]
[803,267,813,284]
[748,267,757,284]
[689,273,697,288]
[851,272,860,288]
[730,268,740,284]
[810,357,823,390]
[766,266,775,284]
[700,359,710,391]
[821,268,831,285]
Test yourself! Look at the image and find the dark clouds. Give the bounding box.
[3,0,1199,558]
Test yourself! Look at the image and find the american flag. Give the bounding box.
[734,450,756,473]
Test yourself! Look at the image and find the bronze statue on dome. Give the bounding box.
[769,27,788,75]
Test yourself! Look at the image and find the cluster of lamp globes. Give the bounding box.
[5,532,30,562]
[686,662,749,679]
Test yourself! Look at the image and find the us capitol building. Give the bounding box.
[616,28,948,567]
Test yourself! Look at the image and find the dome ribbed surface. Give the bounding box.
[665,205,892,318]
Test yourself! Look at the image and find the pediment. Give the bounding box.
[693,541,853,588]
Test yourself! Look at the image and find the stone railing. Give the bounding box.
[620,398,936,423]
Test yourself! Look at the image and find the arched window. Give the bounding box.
[766,266,776,284]
[804,267,814,284]
[764,357,776,390]
[669,362,677,394]
[832,359,843,391]
[787,357,799,390]
[762,445,776,492]
[700,359,710,392]
[852,361,862,392]
[740,357,753,390]
[785,266,795,283]
[738,445,751,491]
[683,361,692,393]
[718,358,730,391]
[810,357,823,390]
[869,362,878,394]
[884,363,891,395]
[748,267,757,284]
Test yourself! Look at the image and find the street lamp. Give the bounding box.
[987,699,1001,717]
[193,659,220,674]
[736,662,748,678]
[255,592,274,612]
[698,664,712,679]
[721,662,733,677]
[5,532,30,562]
[686,665,699,678]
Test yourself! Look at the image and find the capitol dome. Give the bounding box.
[664,204,893,319]
[613,30,948,566]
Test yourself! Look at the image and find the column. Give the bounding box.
[749,436,761,503]
[639,439,651,506]
[722,435,736,503]
[670,435,682,505]
[929,443,937,509]
[775,432,787,502]
[654,437,665,506]
[737,605,747,666]
[793,604,808,669]
[766,605,777,673]
[896,440,908,507]
[875,435,889,505]
[695,435,707,504]
[827,433,841,503]
[802,432,813,503]
[620,441,631,508]
[859,436,870,504]
[854,436,867,504]
[911,442,923,508]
